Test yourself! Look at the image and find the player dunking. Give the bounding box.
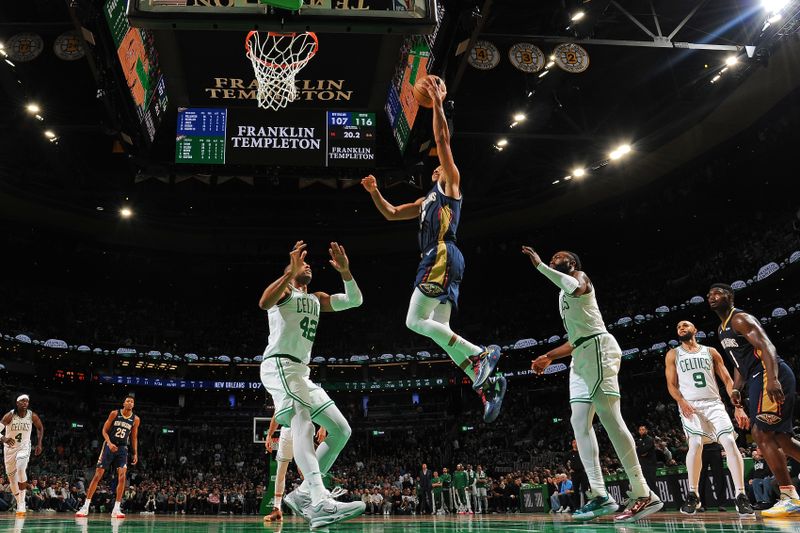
[259,241,365,528]
[76,395,140,519]
[1,394,44,517]
[665,320,754,516]
[709,283,800,517]
[263,416,329,522]
[524,247,663,522]
[361,76,506,423]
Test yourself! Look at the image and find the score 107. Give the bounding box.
[328,112,375,127]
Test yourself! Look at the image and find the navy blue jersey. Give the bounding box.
[109,409,135,447]
[418,182,461,253]
[718,308,784,378]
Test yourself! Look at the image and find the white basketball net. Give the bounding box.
[245,31,318,111]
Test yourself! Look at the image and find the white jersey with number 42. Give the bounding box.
[675,344,720,402]
[263,286,321,365]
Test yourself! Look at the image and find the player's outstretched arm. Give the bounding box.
[361,174,423,221]
[259,241,307,310]
[521,246,587,295]
[317,242,363,313]
[32,412,44,456]
[424,78,460,197]
[531,341,574,374]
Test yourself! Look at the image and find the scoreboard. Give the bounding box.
[176,108,376,167]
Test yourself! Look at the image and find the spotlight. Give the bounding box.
[4,59,15,67]
[26,103,40,114]
[609,150,622,160]
[497,139,509,147]
[539,70,549,78]
[571,11,585,22]
[513,113,526,122]
[564,175,573,181]
[120,207,133,218]
[573,168,586,177]
[546,61,555,69]
[552,180,560,185]
[768,13,782,22]
[762,0,788,12]
[725,56,738,66]
[44,130,56,139]
[617,144,631,155]
[34,114,44,121]
[711,75,721,83]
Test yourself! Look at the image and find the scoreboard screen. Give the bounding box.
[176,108,375,167]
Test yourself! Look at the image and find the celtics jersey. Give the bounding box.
[675,344,720,401]
[263,285,321,365]
[453,470,467,489]
[3,410,33,452]
[559,287,607,344]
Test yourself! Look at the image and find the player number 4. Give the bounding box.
[692,372,707,388]
[300,316,317,341]
[15,433,22,443]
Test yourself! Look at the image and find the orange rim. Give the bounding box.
[245,31,318,69]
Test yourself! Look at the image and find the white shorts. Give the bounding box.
[276,425,294,463]
[680,398,735,443]
[569,333,622,402]
[261,357,334,427]
[476,487,487,497]
[4,446,31,480]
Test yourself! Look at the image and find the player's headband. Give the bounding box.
[16,394,29,402]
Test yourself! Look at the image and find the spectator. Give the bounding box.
[419,463,432,514]
[636,425,657,495]
[748,448,774,509]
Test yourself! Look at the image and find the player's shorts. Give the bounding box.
[261,356,335,427]
[748,360,796,435]
[4,446,31,478]
[414,241,464,308]
[96,443,128,470]
[569,332,622,403]
[679,398,735,442]
[276,425,294,463]
[476,487,487,497]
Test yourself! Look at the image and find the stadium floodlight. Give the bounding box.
[725,56,738,66]
[573,168,586,178]
[571,11,585,22]
[617,144,631,154]
[44,130,56,139]
[120,207,133,218]
[513,113,526,122]
[545,61,555,69]
[711,75,721,83]
[762,0,788,13]
[26,103,40,114]
[497,138,509,147]
[563,175,573,181]
[539,70,549,78]
[609,150,622,160]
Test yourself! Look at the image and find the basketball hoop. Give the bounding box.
[245,31,318,111]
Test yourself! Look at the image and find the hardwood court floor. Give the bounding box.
[3,512,800,532]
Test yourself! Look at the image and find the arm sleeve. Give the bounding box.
[0,421,4,433]
[536,263,580,295]
[329,278,364,311]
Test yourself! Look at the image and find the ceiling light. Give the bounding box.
[96,206,104,211]
[44,130,56,139]
[573,168,586,177]
[120,207,133,218]
[552,180,560,185]
[546,61,555,69]
[617,144,631,154]
[26,103,40,114]
[494,146,504,151]
[564,175,573,181]
[711,75,721,83]
[725,56,738,66]
[571,11,585,22]
[762,0,788,13]
[768,13,782,22]
[539,70,549,78]
[510,121,518,128]
[497,138,508,147]
[513,113,526,122]
[720,67,728,73]
[4,59,15,67]
[609,150,622,160]
[34,114,44,121]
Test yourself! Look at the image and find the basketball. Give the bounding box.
[413,75,445,108]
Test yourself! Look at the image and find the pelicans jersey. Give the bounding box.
[263,286,321,365]
[675,345,720,402]
[418,181,460,253]
[415,182,465,306]
[109,409,135,447]
[718,308,783,377]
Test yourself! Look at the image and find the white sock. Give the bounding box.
[18,490,26,511]
[718,433,746,495]
[405,289,482,380]
[594,393,651,498]
[113,501,122,510]
[570,401,609,499]
[291,406,326,505]
[274,494,283,509]
[686,434,703,495]
[82,498,91,509]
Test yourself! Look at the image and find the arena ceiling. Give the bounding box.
[0,0,799,251]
